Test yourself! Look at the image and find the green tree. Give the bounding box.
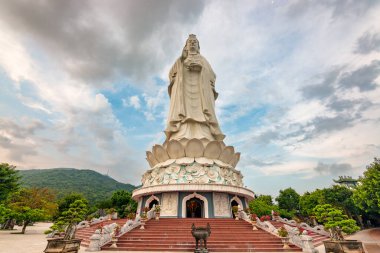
[299,190,323,216]
[313,204,359,235]
[56,193,88,220]
[0,204,14,225]
[249,195,277,217]
[0,163,20,202]
[111,190,137,217]
[50,199,88,238]
[276,187,300,212]
[9,188,57,234]
[96,199,113,209]
[256,195,274,205]
[322,185,358,218]
[353,158,380,216]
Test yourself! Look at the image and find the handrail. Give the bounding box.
[277,216,329,236]
[87,217,141,252]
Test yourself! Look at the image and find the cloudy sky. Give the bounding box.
[1,0,379,196]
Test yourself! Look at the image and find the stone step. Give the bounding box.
[117,238,285,242]
[115,241,286,246]
[104,246,300,252]
[78,218,303,252]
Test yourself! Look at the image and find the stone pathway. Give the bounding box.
[347,228,380,253]
[0,223,52,253]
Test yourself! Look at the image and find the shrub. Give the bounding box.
[260,215,271,222]
[127,213,135,220]
[278,226,288,237]
[313,204,360,235]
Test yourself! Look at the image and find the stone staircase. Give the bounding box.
[75,218,129,247]
[101,218,302,252]
[271,220,329,246]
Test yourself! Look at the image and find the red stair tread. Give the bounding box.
[75,218,303,252]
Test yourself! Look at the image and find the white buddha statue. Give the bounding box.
[165,34,225,142]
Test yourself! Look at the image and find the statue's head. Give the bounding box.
[182,34,200,59]
[186,34,200,53]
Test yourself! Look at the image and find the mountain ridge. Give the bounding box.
[18,168,137,204]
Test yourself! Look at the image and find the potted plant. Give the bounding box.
[154,205,161,220]
[232,206,239,220]
[140,211,147,230]
[277,226,290,249]
[143,206,149,218]
[127,213,136,220]
[44,200,87,253]
[260,215,271,222]
[298,227,308,235]
[272,211,279,220]
[313,204,363,253]
[107,208,116,220]
[250,213,258,230]
[110,224,120,248]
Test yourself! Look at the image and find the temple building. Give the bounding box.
[132,34,255,218]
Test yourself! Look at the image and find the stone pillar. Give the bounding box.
[300,235,318,253]
[86,230,102,252]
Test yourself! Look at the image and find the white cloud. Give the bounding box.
[122,95,141,110]
[0,0,380,193]
[260,161,315,176]
[0,18,144,184]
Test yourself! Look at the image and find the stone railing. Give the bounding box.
[229,211,319,253]
[254,218,279,236]
[77,215,109,229]
[237,210,279,236]
[298,222,330,237]
[284,224,303,248]
[237,210,250,222]
[277,216,329,237]
[277,217,298,226]
[86,222,119,251]
[77,221,90,229]
[146,207,156,220]
[283,224,319,253]
[86,218,141,252]
[117,218,141,237]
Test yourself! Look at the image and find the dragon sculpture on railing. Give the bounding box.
[86,207,156,252]
[238,210,319,253]
[277,216,329,236]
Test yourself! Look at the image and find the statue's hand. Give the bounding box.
[189,62,202,72]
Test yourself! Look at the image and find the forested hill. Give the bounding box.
[18,168,136,204]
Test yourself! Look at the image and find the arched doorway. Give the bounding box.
[186,197,204,218]
[145,195,160,211]
[231,200,239,219]
[182,192,209,218]
[149,199,159,209]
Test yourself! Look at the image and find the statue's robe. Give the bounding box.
[165,54,225,141]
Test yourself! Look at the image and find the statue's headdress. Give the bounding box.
[182,34,200,59]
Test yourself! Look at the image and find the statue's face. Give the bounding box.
[187,37,199,52]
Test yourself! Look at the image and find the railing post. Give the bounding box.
[300,234,318,253]
[86,230,102,252]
